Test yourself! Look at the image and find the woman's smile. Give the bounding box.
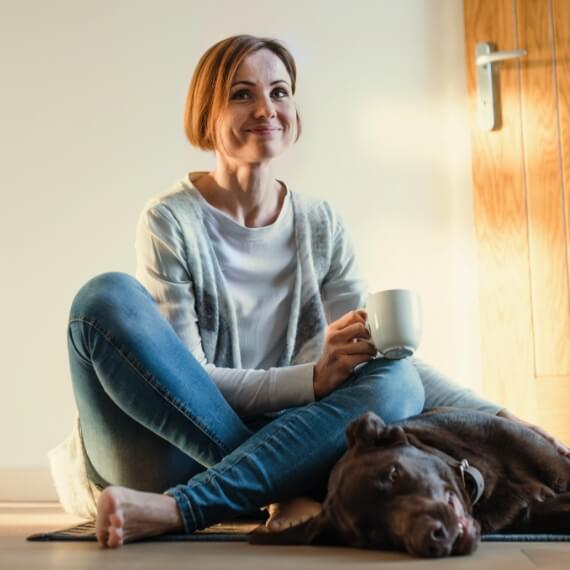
[246,127,282,136]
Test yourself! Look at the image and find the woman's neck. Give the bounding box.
[194,162,286,228]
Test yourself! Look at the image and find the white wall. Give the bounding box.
[0,0,480,497]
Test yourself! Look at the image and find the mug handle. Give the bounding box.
[364,317,380,356]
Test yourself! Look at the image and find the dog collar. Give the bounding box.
[458,459,485,506]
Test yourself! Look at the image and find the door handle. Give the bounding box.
[475,42,528,131]
[476,48,527,67]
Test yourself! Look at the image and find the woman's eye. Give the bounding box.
[230,87,289,101]
[231,89,251,101]
[272,87,289,98]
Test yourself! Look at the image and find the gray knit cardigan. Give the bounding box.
[146,180,345,368]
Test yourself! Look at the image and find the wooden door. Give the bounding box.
[464,0,570,443]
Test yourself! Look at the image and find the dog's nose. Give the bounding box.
[429,520,447,542]
[423,521,452,557]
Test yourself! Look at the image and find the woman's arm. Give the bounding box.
[134,202,315,416]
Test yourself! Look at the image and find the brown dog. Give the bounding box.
[250,408,570,557]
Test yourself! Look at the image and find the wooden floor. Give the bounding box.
[2,502,570,569]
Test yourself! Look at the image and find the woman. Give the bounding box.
[55,34,568,549]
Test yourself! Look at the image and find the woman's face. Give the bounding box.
[213,48,297,165]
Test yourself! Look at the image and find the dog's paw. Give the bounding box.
[519,482,556,503]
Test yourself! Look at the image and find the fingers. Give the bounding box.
[327,340,377,373]
[330,321,370,344]
[326,312,376,362]
[329,309,368,331]
[342,338,377,356]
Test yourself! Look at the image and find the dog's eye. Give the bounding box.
[379,465,398,483]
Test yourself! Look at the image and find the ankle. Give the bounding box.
[160,494,184,532]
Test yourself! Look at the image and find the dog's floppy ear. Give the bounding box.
[346,412,385,449]
[249,511,343,546]
[346,412,408,449]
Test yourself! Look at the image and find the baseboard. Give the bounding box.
[0,468,59,502]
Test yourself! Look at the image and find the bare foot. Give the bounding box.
[265,496,322,531]
[96,486,183,548]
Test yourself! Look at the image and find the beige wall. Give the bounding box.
[0,0,480,498]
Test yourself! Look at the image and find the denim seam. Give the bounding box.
[69,316,233,454]
[67,326,95,366]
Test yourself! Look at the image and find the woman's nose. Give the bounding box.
[253,96,276,119]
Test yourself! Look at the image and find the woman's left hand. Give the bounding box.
[497,409,570,457]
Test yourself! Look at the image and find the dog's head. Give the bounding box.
[250,412,480,557]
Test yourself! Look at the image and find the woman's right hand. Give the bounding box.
[313,309,378,400]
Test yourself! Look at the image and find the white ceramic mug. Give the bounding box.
[366,289,422,359]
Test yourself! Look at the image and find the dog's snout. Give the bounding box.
[420,518,454,558]
[429,520,447,543]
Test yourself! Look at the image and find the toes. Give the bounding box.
[107,513,125,547]
[96,528,109,548]
[110,512,124,529]
[107,525,124,548]
[96,487,123,547]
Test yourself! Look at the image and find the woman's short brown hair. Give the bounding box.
[184,35,301,151]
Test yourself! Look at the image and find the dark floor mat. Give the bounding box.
[27,519,259,542]
[26,520,570,543]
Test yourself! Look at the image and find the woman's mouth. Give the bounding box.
[247,128,280,135]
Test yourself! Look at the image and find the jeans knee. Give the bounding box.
[352,358,425,423]
[70,272,147,321]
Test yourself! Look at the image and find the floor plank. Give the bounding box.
[2,502,569,569]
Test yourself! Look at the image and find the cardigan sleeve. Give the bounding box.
[134,202,315,417]
[320,209,367,322]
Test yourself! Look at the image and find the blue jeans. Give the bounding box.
[68,272,425,533]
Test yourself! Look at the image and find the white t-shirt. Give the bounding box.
[192,187,318,415]
[196,187,296,370]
